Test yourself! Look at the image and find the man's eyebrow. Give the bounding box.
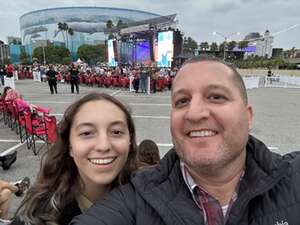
[206,84,231,92]
[171,88,189,97]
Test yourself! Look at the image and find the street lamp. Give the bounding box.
[213,31,240,60]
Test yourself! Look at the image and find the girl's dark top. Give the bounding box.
[10,200,82,225]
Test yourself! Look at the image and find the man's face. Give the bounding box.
[170,61,253,173]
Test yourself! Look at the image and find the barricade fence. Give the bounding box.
[2,74,300,95]
[264,75,300,88]
[242,75,300,89]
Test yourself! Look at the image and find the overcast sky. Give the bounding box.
[0,0,299,49]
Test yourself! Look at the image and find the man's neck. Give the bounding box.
[187,152,246,206]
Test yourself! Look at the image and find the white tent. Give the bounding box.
[76,58,83,64]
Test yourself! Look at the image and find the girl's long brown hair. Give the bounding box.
[15,92,138,225]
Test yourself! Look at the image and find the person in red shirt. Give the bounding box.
[6,64,14,78]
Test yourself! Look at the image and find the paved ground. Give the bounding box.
[1,79,300,215]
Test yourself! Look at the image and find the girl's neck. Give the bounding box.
[81,181,111,203]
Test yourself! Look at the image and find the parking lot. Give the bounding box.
[1,79,300,213]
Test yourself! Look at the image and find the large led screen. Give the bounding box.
[135,40,151,64]
[157,31,174,67]
[108,39,117,67]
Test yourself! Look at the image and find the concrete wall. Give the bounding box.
[238,69,300,77]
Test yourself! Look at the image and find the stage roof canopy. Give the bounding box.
[104,14,177,35]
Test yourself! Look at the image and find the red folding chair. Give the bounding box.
[14,99,30,142]
[0,99,4,121]
[24,106,53,155]
[44,115,57,143]
[3,100,13,127]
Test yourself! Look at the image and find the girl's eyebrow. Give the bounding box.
[75,122,95,130]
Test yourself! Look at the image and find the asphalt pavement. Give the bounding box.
[1,79,300,215]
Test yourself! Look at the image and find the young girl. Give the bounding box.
[11,92,138,225]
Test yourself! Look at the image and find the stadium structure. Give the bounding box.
[19,7,161,57]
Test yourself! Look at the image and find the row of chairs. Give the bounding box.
[0,98,57,155]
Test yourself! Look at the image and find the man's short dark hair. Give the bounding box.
[178,55,248,105]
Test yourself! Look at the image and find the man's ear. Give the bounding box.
[247,104,253,131]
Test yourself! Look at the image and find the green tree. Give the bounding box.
[77,44,106,65]
[19,50,30,64]
[210,42,218,51]
[199,42,209,50]
[57,22,74,49]
[33,45,71,64]
[68,27,75,59]
[238,40,249,49]
[106,20,115,39]
[106,20,114,29]
[227,41,237,51]
[58,22,68,46]
[183,37,198,54]
[219,42,226,50]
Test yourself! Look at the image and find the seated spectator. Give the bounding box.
[0,87,12,101]
[4,89,21,101]
[138,139,160,166]
[0,178,30,221]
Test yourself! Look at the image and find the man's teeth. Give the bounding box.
[189,130,217,137]
[89,158,116,165]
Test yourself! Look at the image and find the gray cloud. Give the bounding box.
[210,1,239,13]
[0,0,299,49]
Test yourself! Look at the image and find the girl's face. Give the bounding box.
[69,100,130,194]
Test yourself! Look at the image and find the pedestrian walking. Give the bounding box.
[46,65,58,94]
[69,63,80,94]
[0,65,6,86]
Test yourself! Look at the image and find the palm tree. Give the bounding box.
[57,22,69,47]
[68,28,74,52]
[106,20,115,39]
[106,20,114,29]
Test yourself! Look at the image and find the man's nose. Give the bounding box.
[185,98,210,122]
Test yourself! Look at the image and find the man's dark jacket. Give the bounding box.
[71,135,300,225]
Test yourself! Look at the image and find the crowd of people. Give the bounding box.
[0,63,178,95]
[1,55,300,225]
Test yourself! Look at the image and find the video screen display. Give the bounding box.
[135,40,151,64]
[157,31,174,67]
[108,39,117,67]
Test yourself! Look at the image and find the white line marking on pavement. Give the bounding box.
[157,143,173,147]
[29,100,72,104]
[117,94,170,99]
[129,103,171,106]
[0,139,22,143]
[0,139,45,144]
[133,115,170,119]
[0,143,24,156]
[111,90,121,96]
[28,101,171,106]
[51,114,170,119]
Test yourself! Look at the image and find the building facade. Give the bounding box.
[255,30,273,58]
[20,7,160,57]
[0,41,10,65]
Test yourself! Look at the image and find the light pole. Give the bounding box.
[212,31,240,60]
[42,44,46,65]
